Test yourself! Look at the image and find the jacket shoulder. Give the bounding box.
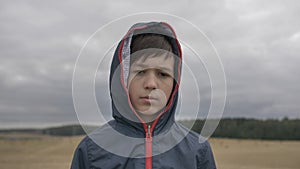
[71,122,115,169]
[176,122,217,169]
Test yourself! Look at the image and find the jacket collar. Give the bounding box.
[109,22,182,136]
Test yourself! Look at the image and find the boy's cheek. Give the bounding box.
[127,74,134,88]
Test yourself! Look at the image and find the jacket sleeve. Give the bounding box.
[196,141,217,169]
[71,138,90,169]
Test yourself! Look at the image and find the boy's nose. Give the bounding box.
[144,73,157,90]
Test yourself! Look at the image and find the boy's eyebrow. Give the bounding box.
[133,63,173,73]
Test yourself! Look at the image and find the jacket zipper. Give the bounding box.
[145,125,152,169]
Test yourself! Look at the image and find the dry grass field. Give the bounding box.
[0,133,299,169]
[210,138,300,169]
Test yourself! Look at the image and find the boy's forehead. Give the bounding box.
[131,55,174,71]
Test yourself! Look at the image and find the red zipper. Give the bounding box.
[145,125,152,169]
[117,22,181,169]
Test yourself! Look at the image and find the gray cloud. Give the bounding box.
[1,0,299,128]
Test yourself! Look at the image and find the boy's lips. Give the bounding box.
[140,96,158,102]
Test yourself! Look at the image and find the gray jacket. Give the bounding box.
[71,22,217,169]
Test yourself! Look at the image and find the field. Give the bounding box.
[0,133,299,169]
[210,139,300,169]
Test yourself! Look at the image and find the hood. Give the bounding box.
[109,22,182,136]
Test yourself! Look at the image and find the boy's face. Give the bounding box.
[128,54,175,122]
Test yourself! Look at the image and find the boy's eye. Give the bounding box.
[159,72,170,77]
[137,70,145,74]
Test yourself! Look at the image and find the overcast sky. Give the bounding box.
[1,0,299,128]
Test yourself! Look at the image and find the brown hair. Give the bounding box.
[130,34,173,65]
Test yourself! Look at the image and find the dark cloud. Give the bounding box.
[1,0,300,128]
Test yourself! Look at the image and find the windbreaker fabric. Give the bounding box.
[71,22,217,169]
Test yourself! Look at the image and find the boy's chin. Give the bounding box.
[137,110,161,123]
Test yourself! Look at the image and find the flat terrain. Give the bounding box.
[0,133,299,169]
[210,138,300,169]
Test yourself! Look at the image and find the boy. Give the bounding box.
[71,22,217,169]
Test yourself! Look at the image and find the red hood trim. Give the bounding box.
[117,22,182,132]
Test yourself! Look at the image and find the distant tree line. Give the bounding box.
[47,118,299,140]
[1,118,299,140]
[180,118,300,140]
[0,125,97,136]
[41,125,86,136]
[40,125,98,136]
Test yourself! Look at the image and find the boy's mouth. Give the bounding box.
[140,96,158,102]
